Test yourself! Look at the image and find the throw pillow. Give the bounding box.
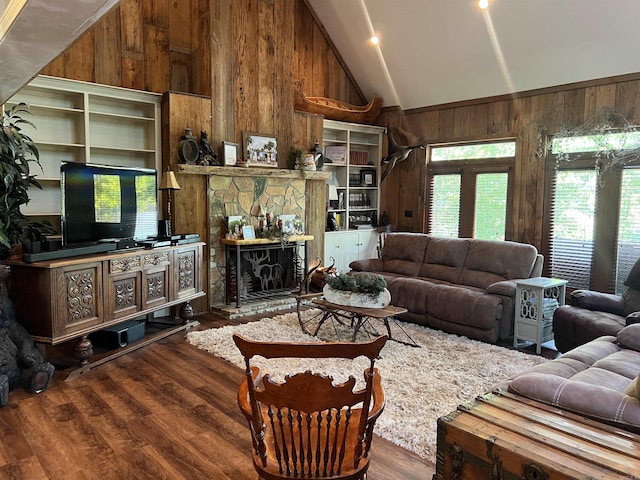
[617,324,640,351]
[624,376,640,399]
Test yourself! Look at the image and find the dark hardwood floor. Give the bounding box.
[0,311,433,479]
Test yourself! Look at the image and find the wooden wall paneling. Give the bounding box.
[438,108,455,139]
[509,96,531,243]
[233,0,260,139]
[144,24,170,93]
[453,106,471,138]
[162,92,213,313]
[526,93,556,246]
[143,0,169,27]
[170,51,193,92]
[258,1,276,137]
[62,30,96,82]
[121,0,143,54]
[210,0,234,147]
[487,100,510,134]
[94,8,122,87]
[274,0,296,166]
[311,20,328,96]
[190,1,212,97]
[292,111,324,264]
[294,1,313,86]
[560,88,584,127]
[396,113,424,232]
[169,0,193,53]
[469,104,489,137]
[120,0,145,90]
[629,81,640,124]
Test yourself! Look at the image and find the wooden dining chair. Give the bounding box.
[233,334,388,480]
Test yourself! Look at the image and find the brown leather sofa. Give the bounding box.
[552,258,640,353]
[506,323,640,434]
[349,233,543,343]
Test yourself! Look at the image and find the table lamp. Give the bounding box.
[159,169,181,237]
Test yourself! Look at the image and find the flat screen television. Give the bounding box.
[61,162,158,246]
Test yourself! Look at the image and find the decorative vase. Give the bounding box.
[323,284,391,309]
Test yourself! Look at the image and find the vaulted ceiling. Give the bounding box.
[307,0,640,110]
[0,0,119,104]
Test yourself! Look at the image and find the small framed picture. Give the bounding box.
[222,141,239,166]
[243,132,278,168]
[325,145,347,165]
[361,169,377,186]
[227,215,244,237]
[278,214,296,234]
[242,225,256,240]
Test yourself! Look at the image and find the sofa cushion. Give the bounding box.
[459,239,538,289]
[508,335,640,433]
[380,233,429,277]
[386,276,434,314]
[427,284,503,328]
[418,237,469,283]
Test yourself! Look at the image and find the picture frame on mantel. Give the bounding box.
[222,141,239,166]
[243,132,278,168]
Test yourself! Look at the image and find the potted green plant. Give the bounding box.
[324,272,391,308]
[0,103,55,259]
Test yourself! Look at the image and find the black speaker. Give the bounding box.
[158,220,171,238]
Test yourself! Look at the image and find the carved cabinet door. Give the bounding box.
[54,262,104,338]
[172,246,200,301]
[104,255,142,321]
[141,250,171,310]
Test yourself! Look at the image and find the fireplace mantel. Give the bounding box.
[178,164,331,181]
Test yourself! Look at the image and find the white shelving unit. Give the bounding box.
[4,75,162,233]
[322,120,384,272]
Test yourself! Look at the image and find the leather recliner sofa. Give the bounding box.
[553,257,640,353]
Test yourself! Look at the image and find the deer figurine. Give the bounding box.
[246,251,283,291]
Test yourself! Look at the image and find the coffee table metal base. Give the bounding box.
[299,298,418,347]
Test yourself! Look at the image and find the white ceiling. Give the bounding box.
[0,0,120,104]
[307,0,640,110]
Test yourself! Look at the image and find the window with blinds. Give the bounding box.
[547,169,596,291]
[428,141,514,239]
[544,152,640,293]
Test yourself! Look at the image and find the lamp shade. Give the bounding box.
[159,170,181,190]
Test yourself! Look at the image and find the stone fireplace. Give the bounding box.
[190,166,330,309]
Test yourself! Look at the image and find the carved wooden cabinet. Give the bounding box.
[5,243,204,360]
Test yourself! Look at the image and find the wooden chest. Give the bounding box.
[433,390,640,480]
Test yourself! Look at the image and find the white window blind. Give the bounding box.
[474,173,507,241]
[430,174,460,238]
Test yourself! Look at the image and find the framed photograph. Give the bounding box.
[278,214,296,234]
[360,169,377,186]
[242,132,278,168]
[242,225,256,240]
[227,215,244,237]
[222,141,239,166]
[325,145,347,165]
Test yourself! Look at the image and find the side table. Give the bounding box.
[514,277,567,354]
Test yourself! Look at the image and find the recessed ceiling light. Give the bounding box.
[478,0,489,9]
[370,35,379,46]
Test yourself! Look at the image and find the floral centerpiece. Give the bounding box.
[323,272,391,308]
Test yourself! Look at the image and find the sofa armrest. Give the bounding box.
[626,312,640,326]
[487,280,517,297]
[570,290,625,315]
[349,258,384,272]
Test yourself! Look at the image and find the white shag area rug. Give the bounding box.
[186,310,548,461]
